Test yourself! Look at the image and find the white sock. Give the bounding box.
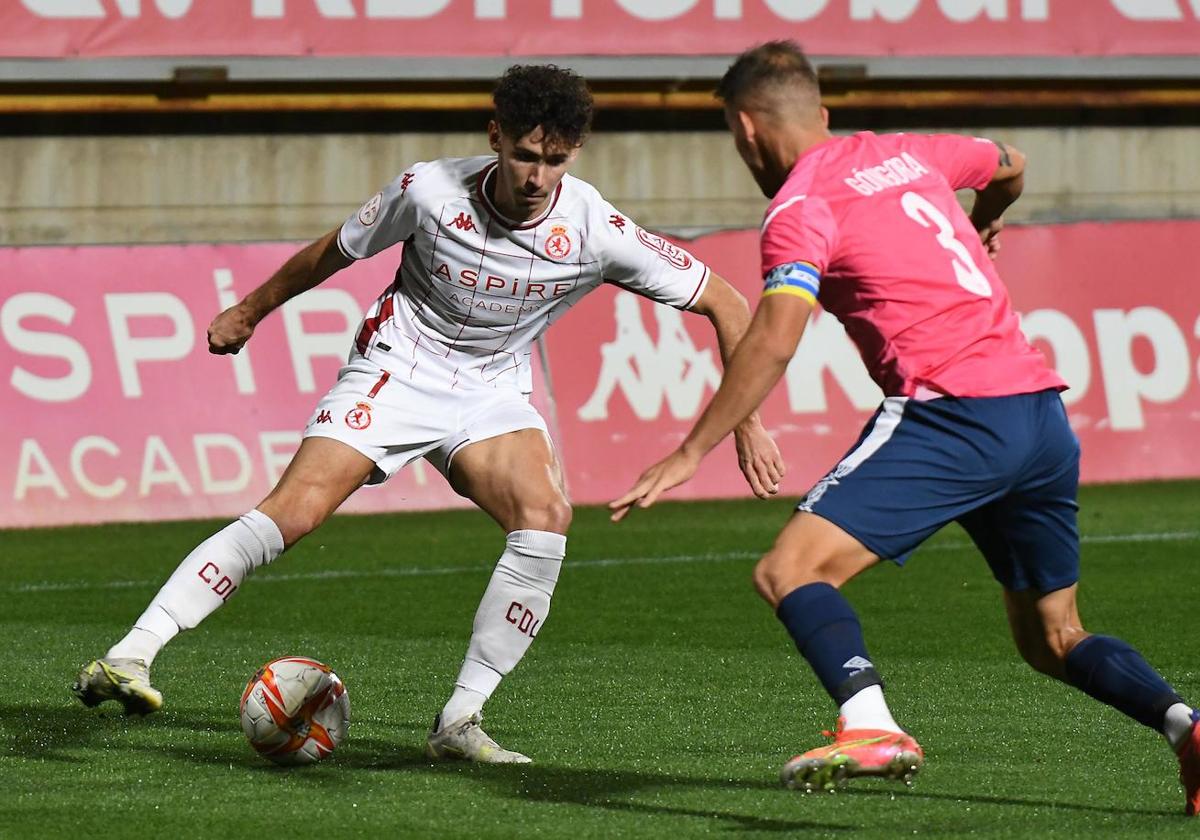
[440,529,565,726]
[839,684,904,733]
[1163,702,1198,751]
[106,509,284,665]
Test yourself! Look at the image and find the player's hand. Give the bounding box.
[207,303,257,355]
[976,217,1004,260]
[609,447,702,523]
[733,419,785,499]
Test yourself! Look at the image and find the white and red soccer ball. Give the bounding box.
[239,656,350,765]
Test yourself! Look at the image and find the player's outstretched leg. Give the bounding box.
[1005,586,1200,815]
[73,438,373,716]
[755,512,924,792]
[426,429,569,764]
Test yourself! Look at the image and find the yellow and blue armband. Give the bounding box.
[763,261,820,305]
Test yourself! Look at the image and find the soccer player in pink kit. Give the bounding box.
[613,41,1200,814]
[73,64,783,763]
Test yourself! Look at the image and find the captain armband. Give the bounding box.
[763,261,821,305]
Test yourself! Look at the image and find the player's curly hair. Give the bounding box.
[493,64,594,149]
[716,40,821,110]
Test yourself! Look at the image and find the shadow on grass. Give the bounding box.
[848,785,1178,819]
[135,735,845,833]
[0,702,240,762]
[6,703,1176,827]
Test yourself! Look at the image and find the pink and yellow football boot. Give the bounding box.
[1177,712,1200,816]
[781,717,924,793]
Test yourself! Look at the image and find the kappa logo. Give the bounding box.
[578,292,720,422]
[545,224,572,259]
[358,192,383,226]
[449,212,479,232]
[344,402,372,430]
[315,410,333,424]
[608,214,627,233]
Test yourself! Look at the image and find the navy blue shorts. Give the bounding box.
[798,389,1080,593]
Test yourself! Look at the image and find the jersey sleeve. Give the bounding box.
[337,163,426,260]
[759,195,837,306]
[908,134,1000,191]
[597,204,709,310]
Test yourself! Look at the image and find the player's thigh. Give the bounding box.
[447,428,571,535]
[753,511,880,607]
[1002,584,1088,677]
[957,395,1081,593]
[258,436,375,548]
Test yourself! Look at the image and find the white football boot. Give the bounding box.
[72,657,163,716]
[424,712,531,764]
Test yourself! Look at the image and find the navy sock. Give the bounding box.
[1064,634,1182,731]
[775,582,882,705]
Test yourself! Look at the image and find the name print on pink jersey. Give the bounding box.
[843,153,930,197]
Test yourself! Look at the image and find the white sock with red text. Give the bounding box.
[839,685,904,733]
[440,530,565,727]
[106,510,285,665]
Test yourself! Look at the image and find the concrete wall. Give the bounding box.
[3,126,1197,246]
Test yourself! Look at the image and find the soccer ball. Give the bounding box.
[239,656,350,765]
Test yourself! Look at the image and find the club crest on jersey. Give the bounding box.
[358,192,383,226]
[545,224,572,259]
[345,402,372,430]
[449,212,478,233]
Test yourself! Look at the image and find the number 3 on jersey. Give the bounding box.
[900,191,992,297]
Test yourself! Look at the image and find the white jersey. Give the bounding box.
[337,155,710,393]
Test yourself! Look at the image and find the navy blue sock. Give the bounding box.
[1064,634,1182,731]
[775,582,882,705]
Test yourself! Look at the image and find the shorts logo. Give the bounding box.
[358,193,383,226]
[344,402,372,430]
[315,410,333,424]
[545,224,572,259]
[635,226,693,270]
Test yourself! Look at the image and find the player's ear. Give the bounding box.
[736,110,757,145]
[487,120,503,153]
[819,106,830,129]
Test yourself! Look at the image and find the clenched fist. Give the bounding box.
[207,304,257,355]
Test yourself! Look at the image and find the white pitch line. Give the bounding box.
[8,530,1197,595]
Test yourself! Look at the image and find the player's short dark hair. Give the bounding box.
[493,64,594,149]
[716,40,821,110]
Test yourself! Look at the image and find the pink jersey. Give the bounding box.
[760,131,1065,399]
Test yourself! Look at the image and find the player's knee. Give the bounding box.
[260,495,329,548]
[514,497,572,534]
[752,550,823,606]
[1015,626,1086,678]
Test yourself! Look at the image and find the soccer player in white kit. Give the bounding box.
[73,64,784,762]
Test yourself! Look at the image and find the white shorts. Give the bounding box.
[302,361,549,486]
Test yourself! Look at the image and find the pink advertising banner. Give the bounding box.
[3,1,1200,60]
[2,220,1198,528]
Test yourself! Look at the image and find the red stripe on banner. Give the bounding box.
[2,2,1199,60]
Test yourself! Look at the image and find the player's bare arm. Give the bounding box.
[610,292,812,521]
[207,227,353,355]
[969,141,1027,259]
[688,273,786,499]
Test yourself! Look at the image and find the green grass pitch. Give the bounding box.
[2,480,1198,837]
